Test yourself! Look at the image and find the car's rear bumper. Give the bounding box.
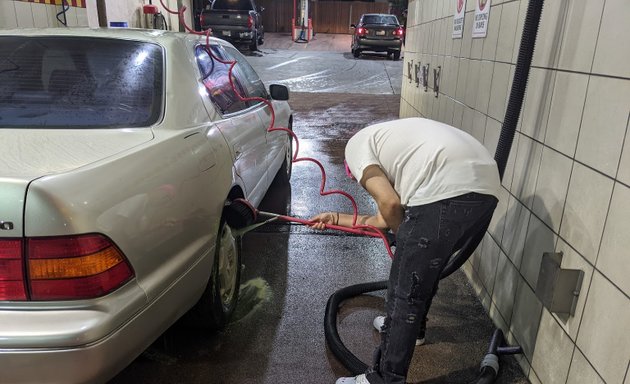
[210,27,256,42]
[0,254,210,384]
[356,38,402,51]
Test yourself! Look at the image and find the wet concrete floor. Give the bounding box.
[110,37,527,384]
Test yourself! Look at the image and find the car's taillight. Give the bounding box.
[394,27,404,36]
[0,239,27,301]
[248,15,253,29]
[357,27,368,36]
[27,234,134,301]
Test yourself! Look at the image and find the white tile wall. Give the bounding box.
[560,162,613,263]
[557,0,604,73]
[0,1,18,29]
[553,239,594,340]
[521,213,556,289]
[404,1,630,382]
[596,183,630,295]
[31,3,49,27]
[531,310,573,384]
[575,77,630,178]
[521,68,555,143]
[15,1,34,27]
[502,193,529,268]
[475,61,494,114]
[511,276,543,360]
[488,62,510,122]
[531,0,567,69]
[592,0,630,79]
[545,72,589,158]
[619,125,630,186]
[481,3,500,61]
[491,248,518,324]
[566,348,605,384]
[478,234,500,295]
[495,0,519,63]
[532,147,573,232]
[577,272,630,384]
[511,134,543,209]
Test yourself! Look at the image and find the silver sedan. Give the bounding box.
[0,28,293,384]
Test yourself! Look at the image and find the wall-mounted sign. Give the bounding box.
[472,0,491,38]
[19,0,86,8]
[452,0,467,39]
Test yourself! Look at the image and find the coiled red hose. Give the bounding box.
[158,1,394,258]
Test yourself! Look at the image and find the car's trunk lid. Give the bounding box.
[364,24,399,39]
[0,128,153,236]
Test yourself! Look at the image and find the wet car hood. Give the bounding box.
[0,129,154,179]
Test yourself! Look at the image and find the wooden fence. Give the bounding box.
[257,0,390,34]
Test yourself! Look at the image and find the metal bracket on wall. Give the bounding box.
[433,66,441,98]
[422,64,430,92]
[414,63,421,87]
[407,61,414,83]
[535,252,584,316]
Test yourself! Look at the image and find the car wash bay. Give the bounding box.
[110,34,527,384]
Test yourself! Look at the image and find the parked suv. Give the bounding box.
[351,13,404,60]
[200,0,264,51]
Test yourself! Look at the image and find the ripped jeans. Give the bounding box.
[366,192,498,384]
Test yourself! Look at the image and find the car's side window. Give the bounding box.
[222,45,268,103]
[195,45,248,115]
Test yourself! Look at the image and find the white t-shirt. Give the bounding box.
[345,117,501,207]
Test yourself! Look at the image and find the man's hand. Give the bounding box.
[309,212,338,230]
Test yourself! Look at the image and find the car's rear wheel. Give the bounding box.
[187,219,241,330]
[353,48,361,58]
[393,51,401,61]
[274,132,293,184]
[250,32,259,51]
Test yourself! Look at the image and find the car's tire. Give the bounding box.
[274,132,293,184]
[250,32,259,51]
[393,51,401,61]
[187,219,241,330]
[258,33,264,45]
[353,49,361,58]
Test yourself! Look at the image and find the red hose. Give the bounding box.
[159,1,394,258]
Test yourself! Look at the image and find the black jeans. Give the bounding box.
[366,192,498,384]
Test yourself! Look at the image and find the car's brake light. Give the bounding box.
[357,27,368,36]
[0,239,27,301]
[27,234,134,301]
[248,15,253,29]
[394,28,404,36]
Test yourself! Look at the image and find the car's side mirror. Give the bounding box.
[269,84,289,101]
[259,6,265,12]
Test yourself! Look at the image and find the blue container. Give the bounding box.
[109,22,129,28]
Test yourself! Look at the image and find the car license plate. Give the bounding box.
[222,30,231,37]
[376,30,386,36]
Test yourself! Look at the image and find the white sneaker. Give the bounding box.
[336,373,370,384]
[373,315,425,345]
[373,315,385,333]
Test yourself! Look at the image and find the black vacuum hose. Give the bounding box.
[324,281,387,375]
[325,0,545,381]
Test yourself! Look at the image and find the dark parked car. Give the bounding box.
[200,0,264,51]
[351,13,404,60]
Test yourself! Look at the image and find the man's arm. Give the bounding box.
[359,165,403,233]
[309,165,403,233]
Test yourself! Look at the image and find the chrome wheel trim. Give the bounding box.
[218,224,238,308]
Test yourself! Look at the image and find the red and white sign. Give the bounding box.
[19,0,86,8]
[472,0,491,38]
[452,0,467,39]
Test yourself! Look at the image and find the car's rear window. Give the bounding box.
[0,36,163,128]
[211,0,251,11]
[362,15,399,25]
